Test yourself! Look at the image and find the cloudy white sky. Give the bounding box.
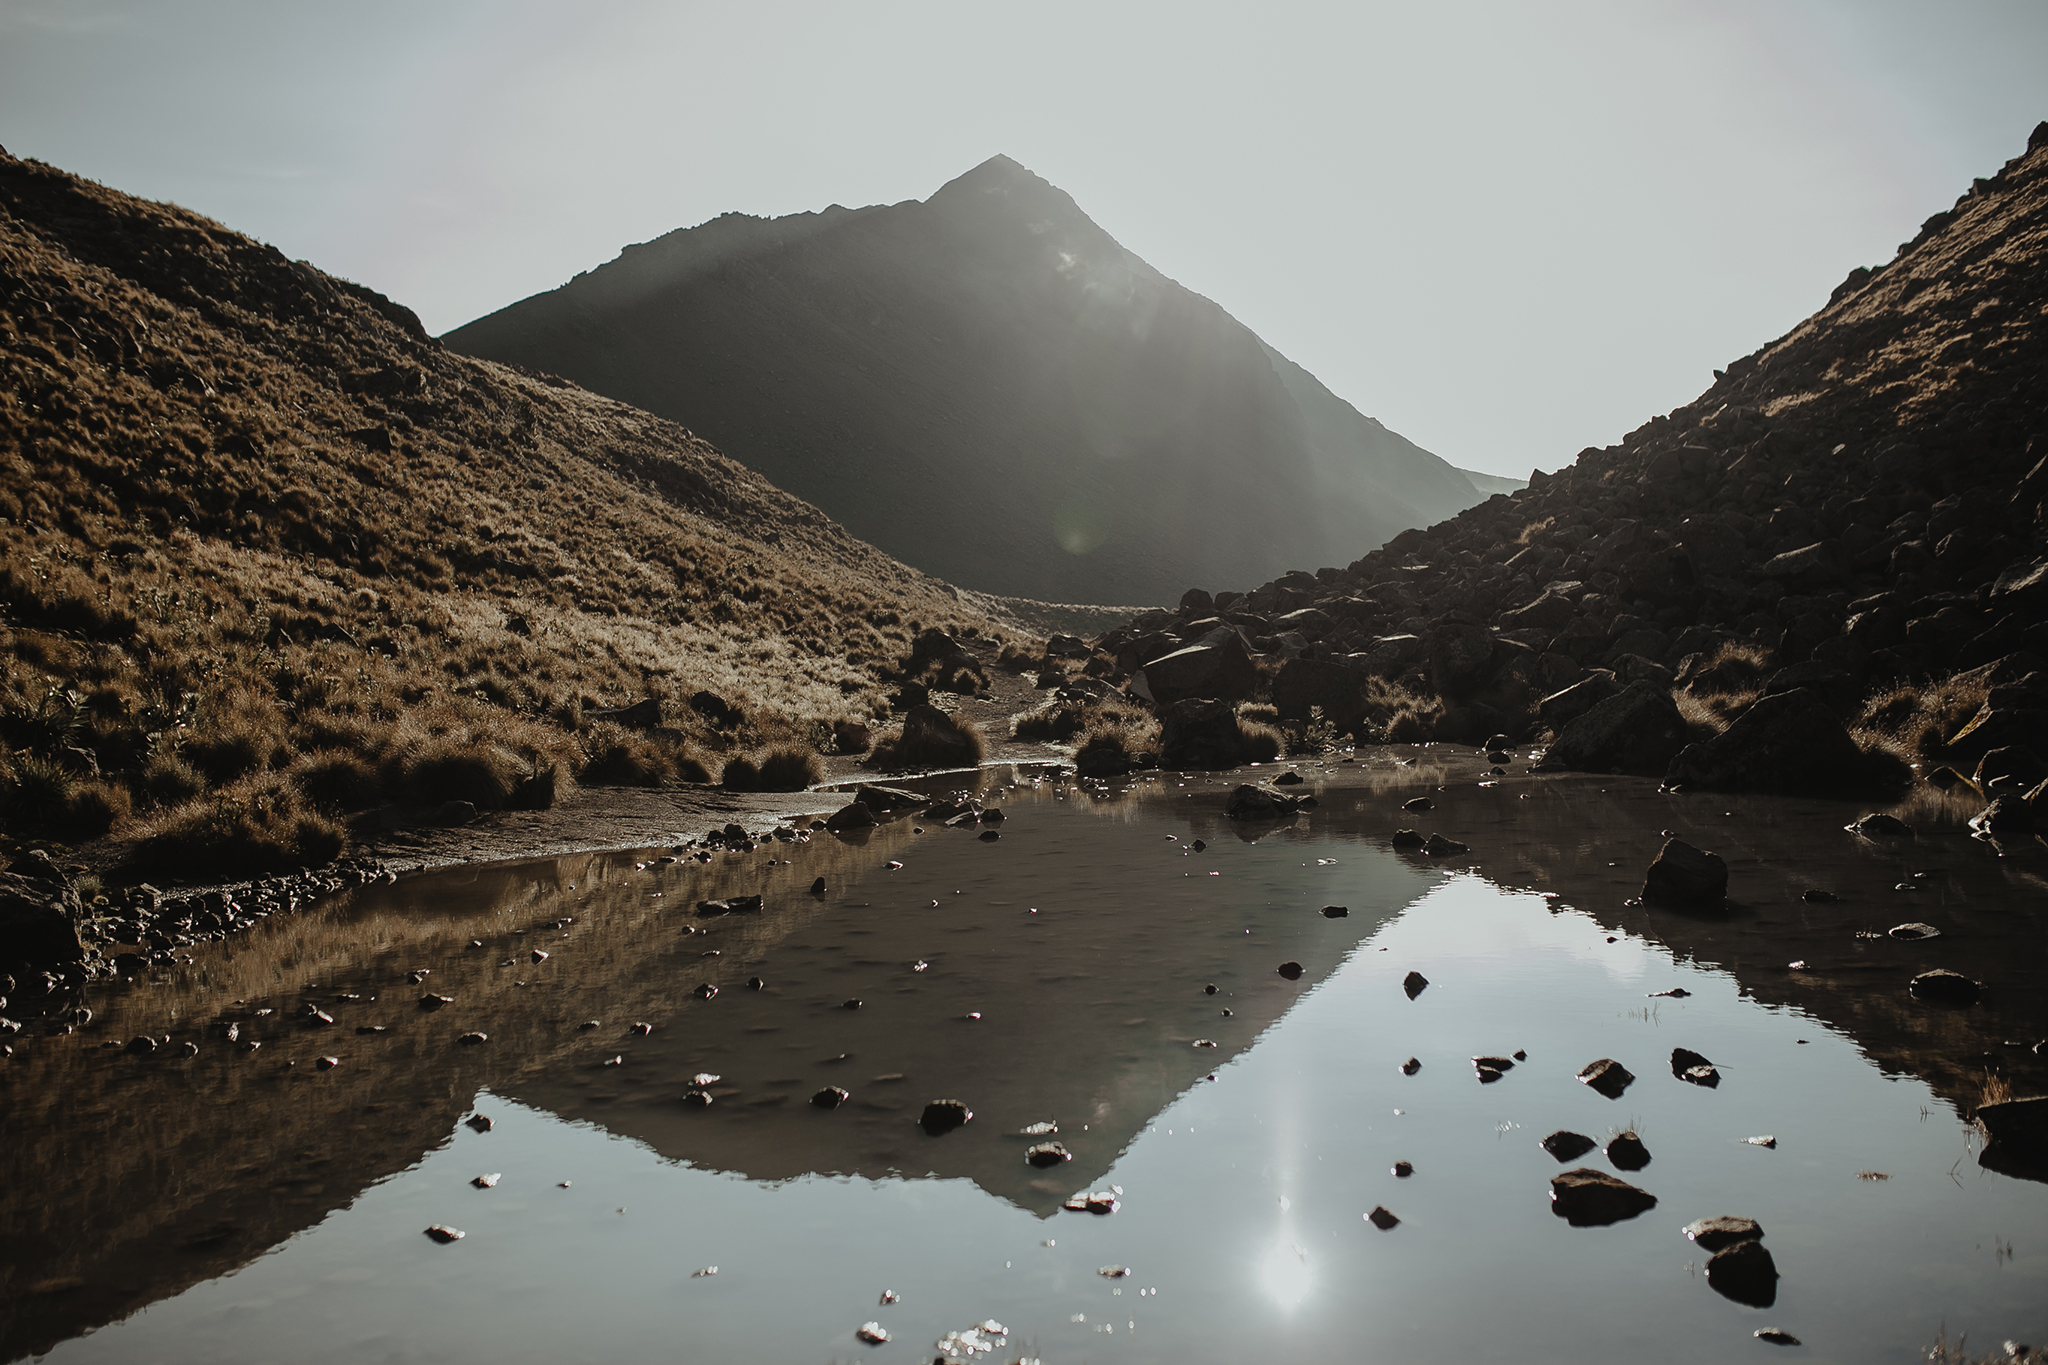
[3,0,2044,477]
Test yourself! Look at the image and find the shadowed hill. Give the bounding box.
[446,155,1500,606]
[1071,125,2048,791]
[0,149,1030,875]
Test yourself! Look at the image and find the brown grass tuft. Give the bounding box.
[126,774,348,878]
[871,705,986,770]
[1853,673,1992,760]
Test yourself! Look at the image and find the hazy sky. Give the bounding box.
[4,1,2044,478]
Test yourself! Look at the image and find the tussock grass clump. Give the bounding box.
[127,774,348,878]
[1073,710,1162,777]
[871,704,986,770]
[1234,703,1287,762]
[1853,673,1992,760]
[755,745,823,791]
[387,738,524,809]
[1013,702,1092,743]
[1357,679,1442,743]
[291,750,384,812]
[581,724,709,788]
[0,751,130,836]
[1681,640,1773,695]
[1676,686,1761,737]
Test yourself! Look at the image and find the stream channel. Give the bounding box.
[4,752,2045,1363]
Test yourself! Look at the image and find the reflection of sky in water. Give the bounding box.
[34,812,2048,1365]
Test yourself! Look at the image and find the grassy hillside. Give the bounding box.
[0,149,1021,877]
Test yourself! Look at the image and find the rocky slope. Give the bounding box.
[1076,124,2048,797]
[446,155,1505,605]
[0,146,1030,892]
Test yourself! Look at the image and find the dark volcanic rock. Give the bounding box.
[1909,969,1981,1005]
[1683,1215,1763,1251]
[1577,1057,1635,1099]
[1134,636,1259,707]
[1402,971,1429,999]
[1224,782,1297,820]
[1706,1239,1780,1308]
[1606,1131,1651,1171]
[1664,688,1891,795]
[1164,699,1265,770]
[1641,839,1728,907]
[824,802,877,833]
[1541,1130,1598,1162]
[1549,1168,1658,1226]
[919,1099,973,1136]
[1544,682,1689,774]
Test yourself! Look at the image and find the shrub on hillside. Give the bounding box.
[127,775,347,878]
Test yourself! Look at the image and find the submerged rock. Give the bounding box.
[1026,1142,1071,1168]
[1541,1130,1597,1163]
[1225,783,1297,820]
[696,895,763,917]
[1276,961,1305,980]
[1401,1057,1422,1075]
[422,1225,465,1244]
[1366,1205,1401,1230]
[1889,922,1940,940]
[1549,1168,1658,1226]
[1402,971,1429,999]
[1641,839,1727,907]
[1683,1215,1763,1251]
[920,1099,973,1136]
[1910,969,1981,1005]
[812,1086,849,1110]
[1577,1057,1635,1099]
[1391,828,1425,850]
[1423,833,1470,857]
[1853,812,1915,838]
[1706,1239,1779,1307]
[1606,1131,1651,1171]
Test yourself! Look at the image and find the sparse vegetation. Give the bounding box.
[1854,673,1993,761]
[870,705,987,770]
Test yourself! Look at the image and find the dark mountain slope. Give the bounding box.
[1071,124,2048,791]
[0,148,1019,877]
[446,156,1495,605]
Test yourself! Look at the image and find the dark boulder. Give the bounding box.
[1577,1057,1635,1099]
[1132,635,1258,706]
[1664,688,1893,795]
[1541,1130,1597,1162]
[1162,699,1255,770]
[1909,969,1980,1005]
[1544,681,1689,774]
[824,802,877,833]
[919,1099,973,1136]
[0,871,85,978]
[688,691,743,729]
[1270,658,1367,733]
[1606,1131,1651,1171]
[1641,839,1728,907]
[1225,783,1297,820]
[1425,622,1498,697]
[587,697,662,730]
[1401,970,1429,999]
[1971,795,2033,834]
[1549,1168,1658,1226]
[1706,1239,1780,1308]
[1974,745,2046,792]
[1683,1215,1762,1251]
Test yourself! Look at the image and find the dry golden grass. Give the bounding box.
[1854,673,1993,760]
[0,150,1031,874]
[870,705,987,770]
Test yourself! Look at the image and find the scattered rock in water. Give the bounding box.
[457,1032,488,1046]
[841,998,863,1010]
[1401,1057,1422,1075]
[855,1321,889,1344]
[1193,1038,1218,1048]
[631,1021,654,1034]
[1064,1191,1120,1214]
[1754,1328,1801,1346]
[825,803,877,833]
[1802,889,1838,903]
[1321,905,1349,918]
[1577,1058,1635,1099]
[1606,1131,1651,1171]
[878,1289,899,1304]
[471,1173,501,1188]
[1671,1047,1716,1083]
[1707,1239,1780,1307]
[692,1072,721,1085]
[694,983,718,1000]
[810,877,827,894]
[1549,1168,1658,1226]
[1391,828,1425,850]
[355,1025,387,1036]
[1642,839,1728,907]
[1226,783,1297,820]
[578,1020,601,1030]
[177,1041,199,1058]
[746,976,766,990]
[977,830,1001,842]
[124,1035,156,1055]
[1204,983,1218,995]
[466,1113,493,1133]
[682,1089,714,1107]
[306,1008,335,1027]
[1852,812,1914,838]
[1276,961,1305,980]
[315,1055,340,1070]
[920,1099,973,1136]
[1191,839,1207,852]
[696,895,763,917]
[1402,971,1429,1000]
[530,949,549,964]
[419,994,452,1011]
[1422,833,1469,857]
[1889,922,1940,940]
[406,969,430,984]
[812,1086,849,1110]
[1393,1161,1414,1177]
[1648,987,1692,998]
[1683,1215,1763,1251]
[1910,969,1981,1005]
[1473,1055,1515,1072]
[422,1225,465,1244]
[1273,771,1304,786]
[1402,796,1434,812]
[1366,1205,1401,1230]
[1744,1135,1777,1148]
[980,808,1005,823]
[1541,1131,1598,1163]
[1972,795,2034,834]
[1019,1120,1058,1136]
[1026,1142,1072,1168]
[1098,1265,1131,1278]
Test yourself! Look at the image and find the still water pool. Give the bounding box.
[7,759,2044,1363]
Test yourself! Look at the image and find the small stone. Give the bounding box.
[631,1021,653,1034]
[1744,1135,1777,1148]
[1909,969,1980,1005]
[1889,922,1940,940]
[1401,1057,1421,1075]
[855,1321,888,1344]
[178,1041,200,1057]
[1026,1142,1071,1168]
[1402,971,1429,999]
[810,877,827,894]
[920,1099,972,1135]
[530,950,549,964]
[878,1289,899,1304]
[306,1009,334,1027]
[1422,833,1469,857]
[419,994,452,1011]
[1642,839,1727,906]
[354,1026,387,1035]
[1707,1239,1779,1307]
[466,1113,493,1133]
[1276,961,1305,980]
[1204,983,1218,995]
[682,1089,714,1106]
[423,1225,465,1244]
[1606,1131,1651,1171]
[841,998,863,1010]
[1366,1205,1400,1230]
[471,1173,501,1188]
[1098,1265,1131,1278]
[1549,1168,1658,1226]
[694,983,718,1000]
[1392,1161,1414,1178]
[1321,905,1349,918]
[1193,1038,1218,1048]
[1801,889,1837,903]
[812,1085,849,1110]
[1682,1215,1763,1251]
[578,1020,601,1030]
[1402,797,1434,812]
[315,1055,340,1070]
[746,977,765,990]
[406,969,431,983]
[457,1032,488,1046]
[1754,1328,1800,1346]
[1191,839,1206,851]
[1577,1057,1635,1099]
[1541,1130,1597,1163]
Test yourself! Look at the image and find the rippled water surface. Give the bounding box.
[6,759,2045,1363]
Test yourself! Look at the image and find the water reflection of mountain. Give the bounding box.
[7,760,2044,1360]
